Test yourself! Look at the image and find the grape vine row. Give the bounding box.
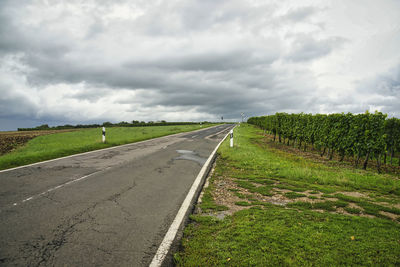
[248,111,400,172]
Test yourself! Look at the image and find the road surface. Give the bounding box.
[0,124,234,266]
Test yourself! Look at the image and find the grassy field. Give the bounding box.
[0,129,78,156]
[0,124,214,170]
[175,124,400,266]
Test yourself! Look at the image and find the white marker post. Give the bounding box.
[102,127,106,143]
[230,129,233,147]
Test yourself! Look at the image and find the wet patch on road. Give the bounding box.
[175,150,206,166]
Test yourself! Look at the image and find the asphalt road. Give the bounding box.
[0,124,234,266]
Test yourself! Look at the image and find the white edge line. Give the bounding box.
[149,125,235,267]
[0,125,224,174]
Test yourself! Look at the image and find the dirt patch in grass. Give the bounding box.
[348,202,363,209]
[271,187,292,194]
[212,177,251,215]
[379,211,399,220]
[294,196,326,203]
[337,191,368,198]
[200,173,400,223]
[336,207,353,216]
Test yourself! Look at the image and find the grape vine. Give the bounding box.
[248,112,400,172]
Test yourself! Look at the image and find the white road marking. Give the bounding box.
[5,168,107,209]
[149,126,235,267]
[191,135,198,138]
[205,126,232,140]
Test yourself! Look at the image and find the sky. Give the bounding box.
[1,0,400,130]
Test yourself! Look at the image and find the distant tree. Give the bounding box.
[117,121,129,126]
[37,124,50,130]
[102,122,113,127]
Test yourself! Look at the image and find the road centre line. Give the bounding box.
[204,126,231,140]
[3,168,110,211]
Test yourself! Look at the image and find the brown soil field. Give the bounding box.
[0,130,76,155]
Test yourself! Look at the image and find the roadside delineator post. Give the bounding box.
[102,127,106,143]
[230,129,233,147]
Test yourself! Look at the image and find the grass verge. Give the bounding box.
[175,124,400,266]
[0,124,215,170]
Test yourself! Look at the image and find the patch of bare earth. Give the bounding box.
[379,211,399,220]
[337,191,368,198]
[213,177,250,214]
[197,168,400,222]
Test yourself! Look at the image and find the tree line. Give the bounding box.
[247,111,400,172]
[18,120,207,131]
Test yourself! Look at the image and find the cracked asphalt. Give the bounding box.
[0,124,234,266]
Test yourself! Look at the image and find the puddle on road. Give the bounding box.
[175,150,206,166]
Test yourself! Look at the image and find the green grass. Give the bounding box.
[176,208,400,266]
[284,192,307,199]
[235,201,252,206]
[345,207,362,214]
[176,124,400,266]
[0,124,216,170]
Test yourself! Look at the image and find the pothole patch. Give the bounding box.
[175,150,206,166]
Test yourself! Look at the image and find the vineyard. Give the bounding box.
[248,111,400,173]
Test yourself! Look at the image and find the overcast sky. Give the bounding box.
[1,0,399,130]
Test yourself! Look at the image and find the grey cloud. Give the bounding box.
[354,64,400,115]
[355,65,400,97]
[0,94,37,120]
[282,6,318,22]
[64,87,114,102]
[0,82,37,120]
[125,48,278,72]
[0,1,72,57]
[136,0,274,35]
[286,35,347,62]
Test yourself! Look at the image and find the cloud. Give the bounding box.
[0,0,399,130]
[285,34,347,62]
[354,64,400,117]
[281,6,319,22]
